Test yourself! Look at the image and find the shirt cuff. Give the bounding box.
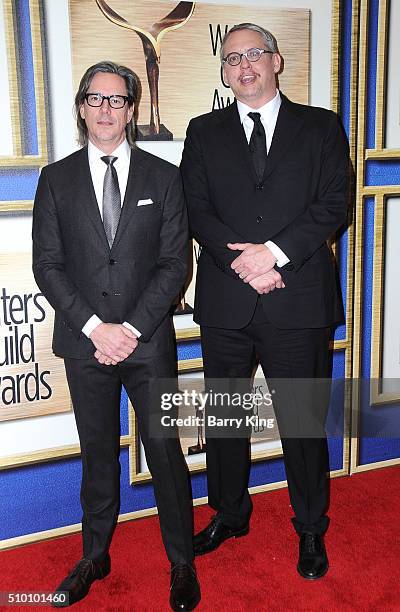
[82,315,103,338]
[123,321,142,338]
[265,240,290,268]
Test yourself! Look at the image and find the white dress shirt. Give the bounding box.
[237,90,290,268]
[81,139,141,339]
[88,139,131,215]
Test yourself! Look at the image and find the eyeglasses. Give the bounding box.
[222,48,273,67]
[85,93,130,109]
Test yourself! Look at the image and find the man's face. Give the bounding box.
[79,72,134,152]
[222,29,281,108]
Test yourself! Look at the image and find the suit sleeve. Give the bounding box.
[271,112,349,272]
[32,167,95,339]
[180,119,245,278]
[124,168,188,342]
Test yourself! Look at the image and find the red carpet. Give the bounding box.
[1,466,400,611]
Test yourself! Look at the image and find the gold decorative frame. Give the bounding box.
[0,0,47,213]
[365,0,400,159]
[369,191,400,405]
[175,327,201,342]
[351,0,400,473]
[0,432,135,470]
[129,398,286,484]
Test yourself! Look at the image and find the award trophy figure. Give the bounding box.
[96,0,195,140]
[188,387,206,456]
[188,414,206,456]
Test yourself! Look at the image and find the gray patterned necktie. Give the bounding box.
[248,112,267,181]
[101,155,121,248]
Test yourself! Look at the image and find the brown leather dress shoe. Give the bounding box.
[297,533,329,579]
[194,515,249,556]
[52,554,111,607]
[170,564,201,611]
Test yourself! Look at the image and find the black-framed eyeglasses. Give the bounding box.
[85,93,130,109]
[222,48,273,67]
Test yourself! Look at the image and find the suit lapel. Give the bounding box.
[218,97,305,185]
[218,102,260,184]
[77,146,150,252]
[111,147,149,250]
[75,147,110,250]
[263,95,305,181]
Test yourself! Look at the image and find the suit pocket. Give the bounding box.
[136,201,161,211]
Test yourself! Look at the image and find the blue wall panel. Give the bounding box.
[15,0,39,155]
[365,161,400,186]
[0,169,40,201]
[366,0,378,149]
[177,341,202,361]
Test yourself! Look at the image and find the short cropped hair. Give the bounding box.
[220,23,279,62]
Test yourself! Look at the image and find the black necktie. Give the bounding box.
[101,156,121,248]
[248,112,267,181]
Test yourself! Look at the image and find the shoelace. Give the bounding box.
[171,565,193,576]
[69,558,95,581]
[170,564,195,587]
[303,533,318,554]
[207,515,220,531]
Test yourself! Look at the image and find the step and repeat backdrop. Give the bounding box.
[2,0,397,548]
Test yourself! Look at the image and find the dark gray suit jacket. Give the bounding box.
[33,145,188,359]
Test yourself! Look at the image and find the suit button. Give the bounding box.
[256,216,263,223]
[102,291,108,297]
[109,259,116,265]
[256,183,264,190]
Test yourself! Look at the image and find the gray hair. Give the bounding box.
[220,23,279,62]
[74,61,141,147]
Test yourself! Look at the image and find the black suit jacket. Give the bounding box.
[32,145,188,359]
[180,95,349,329]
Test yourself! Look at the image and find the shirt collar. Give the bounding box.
[237,89,281,125]
[88,139,131,166]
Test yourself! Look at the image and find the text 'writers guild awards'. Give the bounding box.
[96,0,195,140]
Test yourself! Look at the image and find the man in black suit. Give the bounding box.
[181,24,348,579]
[33,61,200,610]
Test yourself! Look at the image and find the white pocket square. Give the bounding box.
[137,198,154,206]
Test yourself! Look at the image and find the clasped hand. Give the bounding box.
[90,323,138,366]
[228,243,285,294]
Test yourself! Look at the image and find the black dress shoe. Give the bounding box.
[52,554,111,607]
[170,564,201,611]
[194,515,249,556]
[297,533,328,580]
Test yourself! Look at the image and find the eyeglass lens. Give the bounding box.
[226,48,267,66]
[86,94,126,108]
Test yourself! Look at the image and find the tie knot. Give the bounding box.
[248,112,262,124]
[101,155,118,166]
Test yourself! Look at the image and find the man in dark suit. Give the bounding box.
[181,24,349,579]
[33,61,200,610]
